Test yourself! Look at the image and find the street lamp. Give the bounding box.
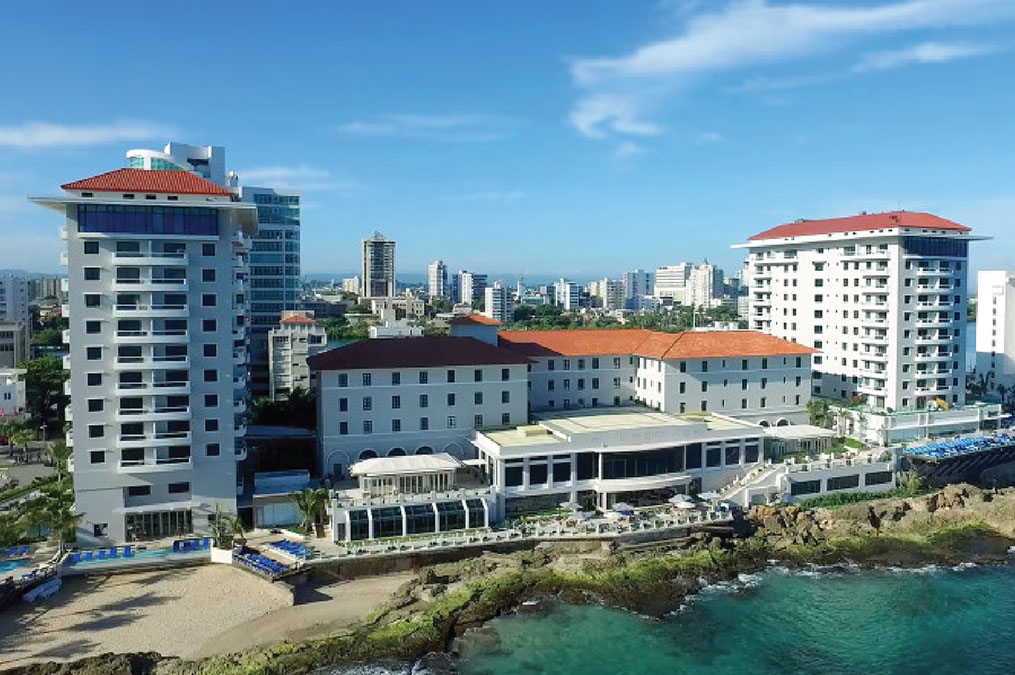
[39,425,47,443]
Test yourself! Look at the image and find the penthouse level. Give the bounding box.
[498,329,816,427]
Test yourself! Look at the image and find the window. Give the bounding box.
[391,395,400,409]
[447,369,456,383]
[420,417,429,431]
[502,390,510,403]
[474,392,483,405]
[392,419,401,432]
[202,269,216,282]
[592,357,600,369]
[338,374,348,387]
[84,267,100,280]
[127,486,151,497]
[339,422,348,435]
[338,397,348,412]
[88,398,104,412]
[205,419,219,432]
[86,320,101,334]
[474,414,483,427]
[447,393,456,406]
[85,294,101,308]
[203,369,218,383]
[84,241,99,254]
[202,319,217,332]
[168,482,190,494]
[206,443,220,456]
[679,361,686,373]
[89,451,104,464]
[827,475,860,491]
[742,359,749,370]
[87,373,102,386]
[419,371,428,384]
[86,346,101,360]
[363,420,373,434]
[419,394,429,408]
[202,243,216,257]
[363,397,372,411]
[391,372,400,386]
[447,415,456,429]
[204,394,218,407]
[362,373,372,386]
[202,294,216,307]
[203,344,217,357]
[502,368,510,381]
[790,480,821,496]
[88,424,104,438]
[474,369,483,382]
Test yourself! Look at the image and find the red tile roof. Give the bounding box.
[450,314,501,326]
[61,169,234,196]
[280,315,317,325]
[749,211,968,241]
[308,336,531,371]
[498,329,816,360]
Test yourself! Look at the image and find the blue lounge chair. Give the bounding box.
[109,547,119,558]
[83,551,93,561]
[67,552,81,564]
[17,545,30,556]
[124,545,133,558]
[172,541,181,552]
[98,550,107,560]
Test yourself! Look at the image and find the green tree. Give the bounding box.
[32,327,64,347]
[290,486,329,536]
[20,356,69,426]
[249,386,317,429]
[48,440,72,481]
[210,503,246,548]
[806,398,831,428]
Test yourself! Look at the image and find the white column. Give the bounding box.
[400,505,407,537]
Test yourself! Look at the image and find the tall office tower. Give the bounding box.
[361,232,396,298]
[654,263,692,304]
[553,279,580,310]
[688,262,724,308]
[976,271,1015,394]
[126,143,300,397]
[32,168,257,544]
[483,282,510,323]
[456,271,487,305]
[622,269,654,299]
[427,260,448,300]
[0,274,31,353]
[737,211,982,413]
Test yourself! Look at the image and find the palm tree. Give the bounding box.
[10,429,34,464]
[210,503,246,549]
[31,484,80,555]
[0,421,20,453]
[290,486,328,536]
[47,440,71,482]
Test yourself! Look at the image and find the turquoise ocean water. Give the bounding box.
[456,564,1015,675]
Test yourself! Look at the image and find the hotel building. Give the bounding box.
[268,311,327,400]
[32,169,257,544]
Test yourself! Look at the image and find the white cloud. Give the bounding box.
[569,0,1015,139]
[236,164,363,192]
[854,41,996,71]
[338,114,520,142]
[0,120,174,148]
[614,141,648,158]
[442,190,526,204]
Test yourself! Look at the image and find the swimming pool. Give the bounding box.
[0,558,29,574]
[68,546,208,566]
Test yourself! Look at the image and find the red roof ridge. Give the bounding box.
[61,168,234,197]
[749,211,968,242]
[280,315,317,325]
[451,313,501,326]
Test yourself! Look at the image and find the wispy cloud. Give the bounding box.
[442,190,526,204]
[614,141,648,158]
[237,164,364,193]
[338,114,521,142]
[854,41,996,71]
[568,0,1015,140]
[0,120,174,148]
[697,131,724,144]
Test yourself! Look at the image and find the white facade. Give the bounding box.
[455,271,487,305]
[428,260,448,300]
[361,232,396,298]
[737,213,983,414]
[369,308,424,338]
[484,282,510,323]
[554,279,580,310]
[342,277,361,295]
[976,270,1015,394]
[268,312,327,400]
[588,278,624,310]
[688,262,724,308]
[0,367,26,417]
[623,269,654,299]
[654,263,691,303]
[32,170,257,544]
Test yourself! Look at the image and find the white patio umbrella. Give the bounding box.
[674,501,697,510]
[612,502,636,515]
[668,494,693,504]
[559,501,582,511]
[698,491,721,501]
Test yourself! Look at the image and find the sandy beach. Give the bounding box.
[0,565,412,669]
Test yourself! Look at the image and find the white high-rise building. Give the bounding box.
[554,279,580,311]
[654,263,692,304]
[976,271,1015,394]
[268,311,327,400]
[126,143,301,397]
[428,260,448,300]
[484,282,510,324]
[362,232,396,298]
[588,279,624,310]
[0,275,30,361]
[623,269,654,299]
[455,271,487,305]
[32,167,257,544]
[688,262,724,308]
[737,212,983,414]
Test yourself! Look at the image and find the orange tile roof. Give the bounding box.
[749,211,968,241]
[498,329,816,360]
[451,313,501,326]
[61,169,234,196]
[280,315,317,325]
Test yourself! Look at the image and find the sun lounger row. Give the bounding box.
[267,539,309,559]
[234,549,289,577]
[172,538,211,552]
[66,546,134,564]
[1,545,31,559]
[905,433,1015,459]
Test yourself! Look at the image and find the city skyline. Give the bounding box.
[3,1,1015,278]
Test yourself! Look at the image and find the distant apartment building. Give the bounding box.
[654,263,692,304]
[341,276,361,295]
[0,367,26,417]
[32,168,257,544]
[361,233,396,298]
[0,274,31,340]
[623,269,654,300]
[553,279,580,311]
[268,311,327,400]
[29,276,66,303]
[0,321,27,369]
[484,282,511,324]
[588,278,624,310]
[454,271,487,305]
[976,271,1015,393]
[688,262,724,307]
[428,260,448,300]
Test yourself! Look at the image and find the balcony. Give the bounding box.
[62,354,71,369]
[62,328,70,345]
[113,251,189,266]
[116,329,189,344]
[235,446,247,461]
[113,303,189,318]
[114,355,189,371]
[233,350,247,366]
[59,226,67,241]
[113,277,188,292]
[117,457,193,474]
[115,406,191,422]
[233,398,247,414]
[61,303,70,318]
[118,431,191,449]
[234,423,247,437]
[232,326,246,341]
[60,251,68,267]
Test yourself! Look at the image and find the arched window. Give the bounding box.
[388,447,407,456]
[776,419,790,427]
[358,449,378,460]
[443,442,462,456]
[758,420,771,427]
[416,445,434,455]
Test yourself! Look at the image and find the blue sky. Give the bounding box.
[2,0,1014,282]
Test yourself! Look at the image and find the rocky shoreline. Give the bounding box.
[5,483,1015,675]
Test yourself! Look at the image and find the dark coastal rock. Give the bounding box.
[0,652,162,675]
